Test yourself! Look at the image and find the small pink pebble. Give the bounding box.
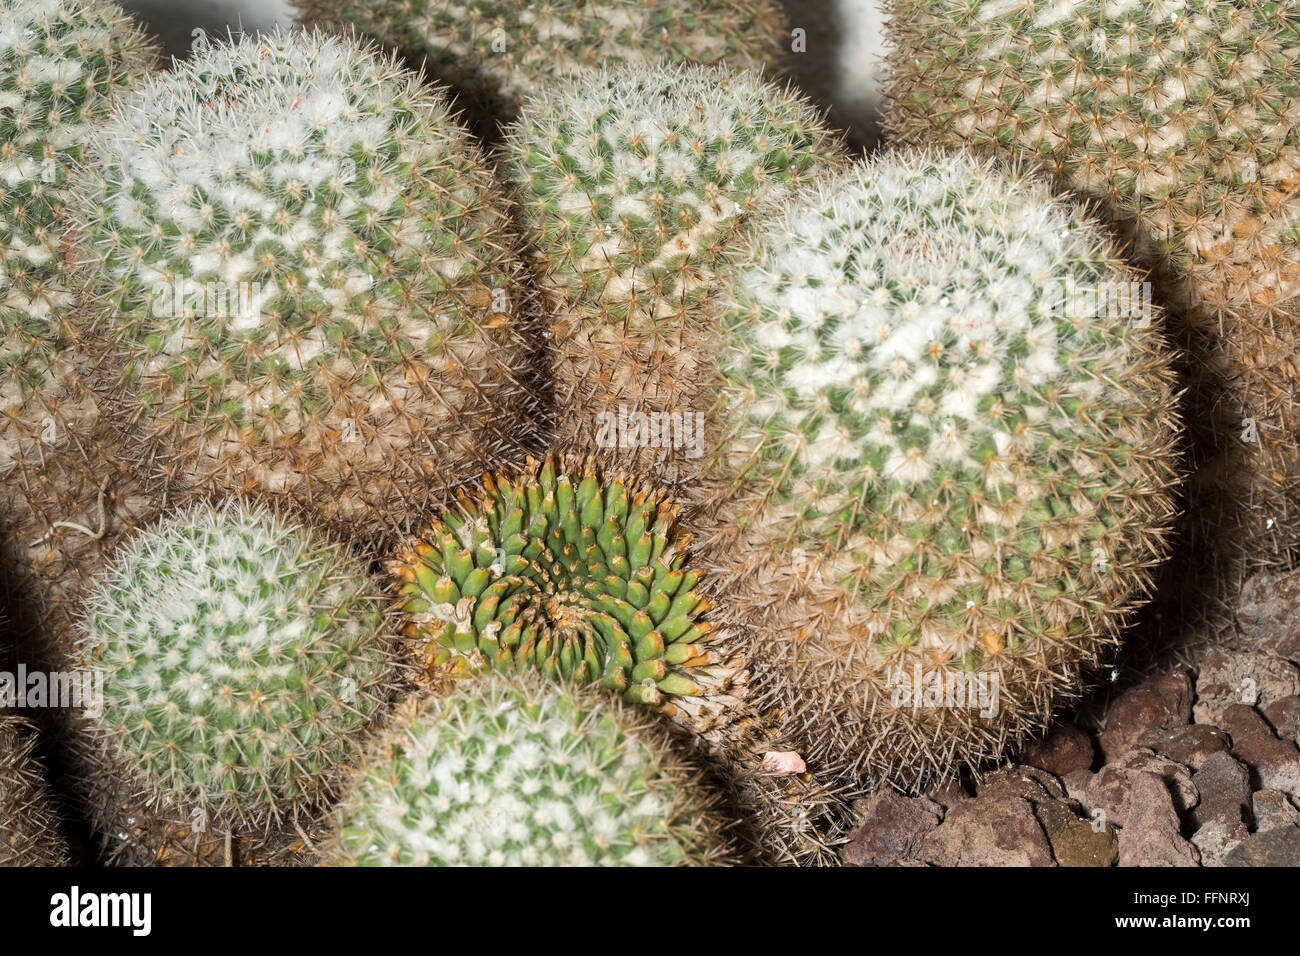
[761,751,806,774]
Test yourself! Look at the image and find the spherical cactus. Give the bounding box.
[322,673,737,866]
[883,0,1300,579]
[691,151,1183,792]
[392,454,744,731]
[0,0,153,471]
[75,499,404,859]
[295,0,784,138]
[504,63,844,484]
[0,713,70,866]
[69,29,537,531]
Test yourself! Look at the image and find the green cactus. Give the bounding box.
[295,0,784,138]
[0,713,70,865]
[76,499,403,845]
[692,150,1183,791]
[68,28,536,530]
[0,0,153,471]
[392,455,743,731]
[503,62,844,483]
[322,673,737,866]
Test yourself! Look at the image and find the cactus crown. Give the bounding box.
[325,674,734,866]
[711,149,1180,668]
[78,500,399,826]
[507,61,842,327]
[0,0,151,427]
[71,28,520,517]
[393,456,733,712]
[296,0,783,133]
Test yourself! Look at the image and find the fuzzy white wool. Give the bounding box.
[718,148,1153,540]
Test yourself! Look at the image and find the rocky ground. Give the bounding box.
[841,572,1300,867]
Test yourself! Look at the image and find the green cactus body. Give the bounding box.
[0,713,69,865]
[324,674,736,866]
[504,63,843,483]
[883,0,1300,572]
[695,151,1182,791]
[296,0,783,137]
[393,456,743,730]
[70,29,534,528]
[0,0,152,470]
[77,500,401,838]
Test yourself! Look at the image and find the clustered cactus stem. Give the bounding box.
[504,62,844,484]
[0,713,70,866]
[295,0,785,138]
[322,672,738,866]
[691,150,1183,792]
[68,28,537,530]
[0,0,154,470]
[75,499,405,851]
[883,0,1300,587]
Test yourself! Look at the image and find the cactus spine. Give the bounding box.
[0,713,70,865]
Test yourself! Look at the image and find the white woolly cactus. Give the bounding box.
[323,674,736,866]
[694,150,1184,791]
[76,500,402,836]
[0,0,152,467]
[69,29,533,528]
[505,62,843,480]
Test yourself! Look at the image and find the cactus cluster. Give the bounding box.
[323,673,736,866]
[0,713,69,865]
[883,0,1300,578]
[69,29,535,529]
[392,455,742,729]
[75,500,402,849]
[504,62,843,482]
[0,0,152,469]
[0,0,1221,868]
[691,151,1182,790]
[296,0,784,137]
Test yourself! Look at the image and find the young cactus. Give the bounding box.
[691,151,1182,792]
[504,62,844,484]
[391,455,743,732]
[883,0,1300,581]
[295,0,784,137]
[0,0,153,470]
[322,673,738,866]
[0,713,70,866]
[69,29,537,531]
[74,499,404,862]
